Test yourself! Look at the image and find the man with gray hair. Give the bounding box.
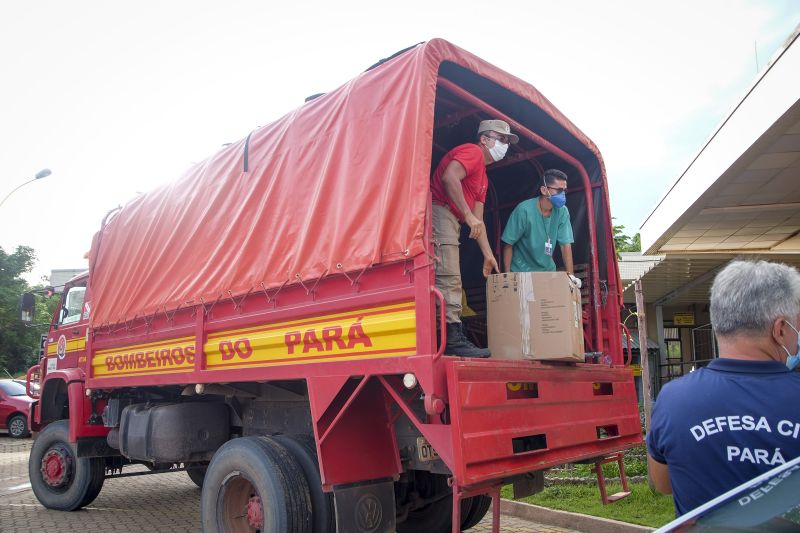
[647,260,800,516]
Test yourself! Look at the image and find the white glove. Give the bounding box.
[569,274,582,289]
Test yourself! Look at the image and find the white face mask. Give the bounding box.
[489,138,508,162]
[782,321,800,370]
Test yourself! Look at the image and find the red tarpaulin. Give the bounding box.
[88,39,602,327]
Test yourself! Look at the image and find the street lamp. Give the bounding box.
[0,168,52,209]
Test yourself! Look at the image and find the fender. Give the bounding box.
[34,368,84,426]
[42,367,85,385]
[308,375,402,490]
[39,368,108,442]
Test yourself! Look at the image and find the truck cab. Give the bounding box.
[48,275,89,371]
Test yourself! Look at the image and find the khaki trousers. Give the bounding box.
[432,204,462,324]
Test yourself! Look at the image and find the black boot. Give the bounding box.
[444,322,490,358]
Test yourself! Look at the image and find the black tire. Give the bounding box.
[8,413,30,438]
[397,471,486,533]
[201,436,312,533]
[80,457,107,508]
[460,495,492,530]
[273,434,335,533]
[397,472,453,533]
[186,464,207,488]
[29,420,105,511]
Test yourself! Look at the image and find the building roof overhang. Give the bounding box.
[640,28,800,257]
[622,253,800,305]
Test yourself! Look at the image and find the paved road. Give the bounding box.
[0,435,578,532]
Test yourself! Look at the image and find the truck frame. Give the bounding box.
[25,39,641,533]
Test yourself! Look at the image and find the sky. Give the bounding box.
[1,0,798,284]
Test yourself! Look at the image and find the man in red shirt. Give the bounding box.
[430,119,517,357]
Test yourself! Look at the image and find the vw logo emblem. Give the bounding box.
[355,494,382,532]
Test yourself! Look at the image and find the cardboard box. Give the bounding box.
[487,272,584,361]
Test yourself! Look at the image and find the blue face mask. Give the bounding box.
[549,191,567,208]
[782,322,800,370]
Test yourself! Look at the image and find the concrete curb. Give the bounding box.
[500,499,655,533]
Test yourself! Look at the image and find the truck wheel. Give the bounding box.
[28,420,105,511]
[8,413,30,438]
[460,495,491,530]
[397,471,483,533]
[80,457,107,508]
[273,434,335,533]
[201,436,312,533]
[397,471,452,533]
[187,464,207,488]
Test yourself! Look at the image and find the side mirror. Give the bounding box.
[20,293,36,323]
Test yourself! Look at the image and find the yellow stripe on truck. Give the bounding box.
[205,301,417,369]
[92,336,196,377]
[90,302,417,378]
[47,337,86,355]
[68,338,86,351]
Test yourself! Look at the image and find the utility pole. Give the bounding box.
[636,279,656,491]
[635,279,652,432]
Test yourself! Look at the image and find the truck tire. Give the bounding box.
[80,457,107,508]
[397,471,485,533]
[397,471,452,533]
[273,434,335,533]
[460,495,492,530]
[201,436,312,533]
[187,464,207,488]
[8,413,30,438]
[29,420,105,511]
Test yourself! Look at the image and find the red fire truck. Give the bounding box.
[23,39,641,533]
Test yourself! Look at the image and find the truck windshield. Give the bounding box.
[61,286,86,325]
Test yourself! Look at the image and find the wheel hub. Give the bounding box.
[9,418,25,435]
[41,445,72,488]
[246,495,263,529]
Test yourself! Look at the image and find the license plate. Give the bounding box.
[416,437,439,462]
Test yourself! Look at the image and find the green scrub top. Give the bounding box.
[501,197,574,272]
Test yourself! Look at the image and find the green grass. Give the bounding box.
[546,458,648,479]
[500,445,675,528]
[503,482,675,528]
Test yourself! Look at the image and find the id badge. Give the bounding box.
[544,239,553,257]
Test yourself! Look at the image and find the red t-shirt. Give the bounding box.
[430,144,488,222]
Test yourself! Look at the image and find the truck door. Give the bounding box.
[50,284,88,371]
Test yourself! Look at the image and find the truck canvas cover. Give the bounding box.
[89,39,607,327]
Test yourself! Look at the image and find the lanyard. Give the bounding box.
[540,202,554,241]
[541,204,555,257]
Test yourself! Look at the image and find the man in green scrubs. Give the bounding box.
[501,169,580,286]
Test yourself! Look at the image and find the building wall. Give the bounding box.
[637,301,715,394]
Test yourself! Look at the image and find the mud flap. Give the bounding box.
[512,471,545,499]
[333,478,395,533]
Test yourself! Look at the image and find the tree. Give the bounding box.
[0,246,57,376]
[626,233,642,253]
[613,221,642,259]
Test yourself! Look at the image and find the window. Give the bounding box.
[60,286,86,325]
[657,327,686,387]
